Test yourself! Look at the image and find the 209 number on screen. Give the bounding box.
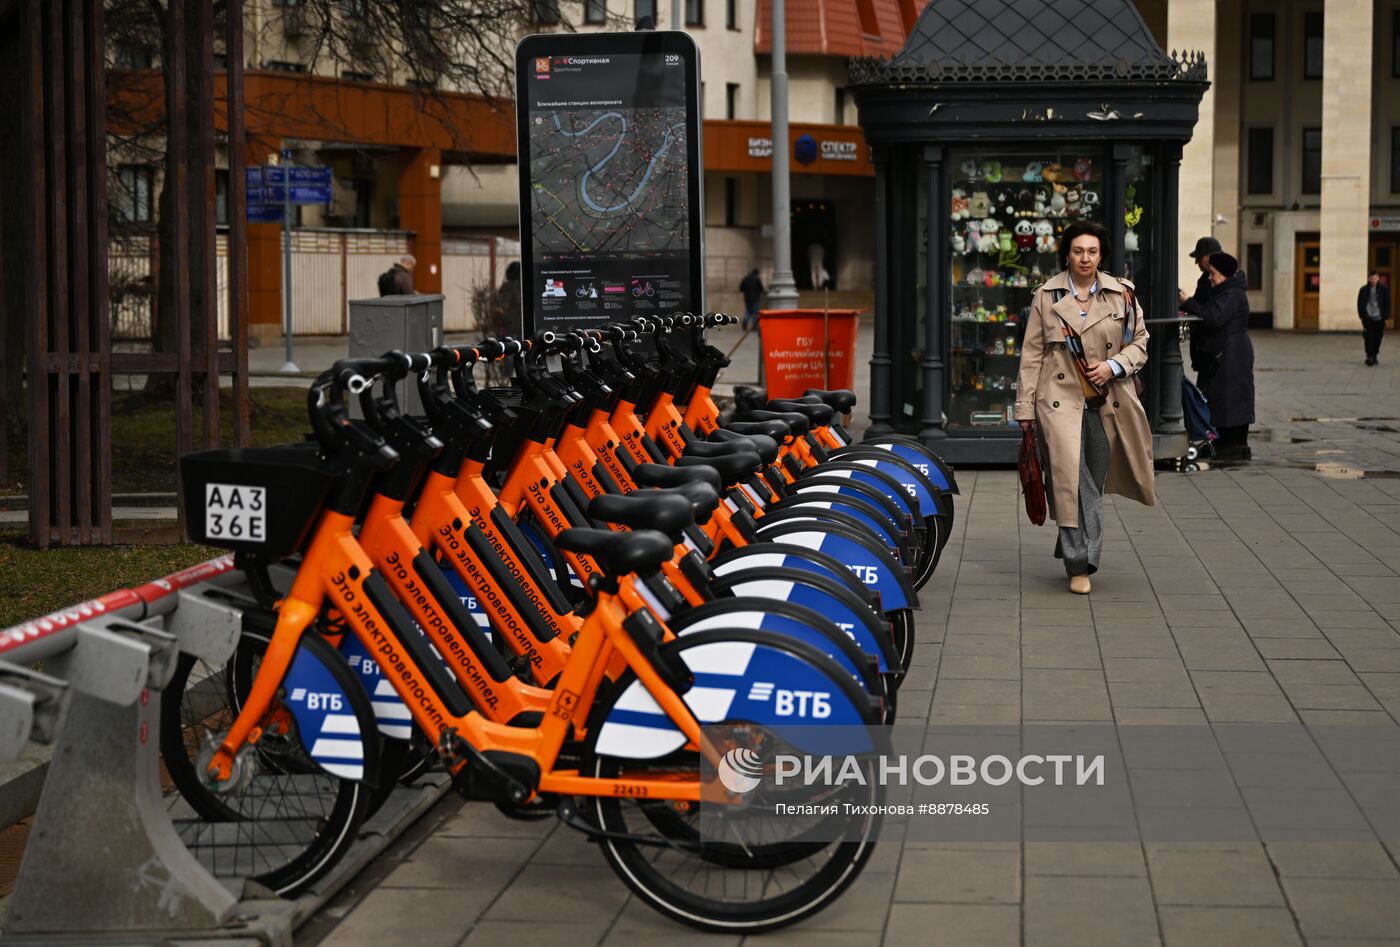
[205,483,266,541]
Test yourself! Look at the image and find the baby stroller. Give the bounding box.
[1182,376,1218,465]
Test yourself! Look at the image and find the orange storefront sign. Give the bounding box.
[703,121,874,177]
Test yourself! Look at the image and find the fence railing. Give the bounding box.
[109,230,522,339]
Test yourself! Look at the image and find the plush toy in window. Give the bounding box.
[1074,157,1093,181]
[1048,191,1067,217]
[1033,187,1050,216]
[1081,189,1100,214]
[1033,218,1056,254]
[951,229,966,254]
[965,220,981,252]
[1064,187,1082,217]
[977,217,1000,253]
[1022,161,1043,182]
[960,158,979,181]
[1014,218,1036,250]
[1014,188,1035,218]
[998,227,1014,253]
[969,190,991,217]
[995,189,1014,216]
[951,188,970,221]
[1041,162,1064,185]
[982,160,1003,183]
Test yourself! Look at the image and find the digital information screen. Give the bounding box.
[515,33,703,337]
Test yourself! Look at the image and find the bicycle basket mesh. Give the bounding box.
[180,445,337,558]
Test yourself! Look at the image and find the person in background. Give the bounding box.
[378,254,416,296]
[739,268,765,331]
[1179,252,1255,459]
[1357,271,1390,366]
[1187,236,1222,307]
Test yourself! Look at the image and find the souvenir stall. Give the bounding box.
[850,0,1208,463]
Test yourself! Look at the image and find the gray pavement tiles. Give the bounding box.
[303,331,1400,945]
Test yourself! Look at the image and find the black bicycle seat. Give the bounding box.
[663,480,720,523]
[631,462,722,492]
[734,410,811,436]
[675,450,762,487]
[589,491,693,539]
[802,388,858,414]
[683,436,779,466]
[721,419,791,441]
[556,527,674,577]
[768,400,836,426]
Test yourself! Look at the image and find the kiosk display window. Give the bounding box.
[945,147,1104,433]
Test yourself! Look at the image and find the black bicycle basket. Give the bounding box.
[180,444,338,558]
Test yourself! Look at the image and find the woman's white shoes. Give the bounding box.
[1069,574,1091,595]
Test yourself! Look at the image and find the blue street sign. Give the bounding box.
[288,166,332,186]
[289,184,333,204]
[246,203,284,223]
[247,165,332,187]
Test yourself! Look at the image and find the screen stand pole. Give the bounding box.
[279,155,299,374]
[766,0,798,316]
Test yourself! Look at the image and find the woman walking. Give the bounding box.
[1179,252,1255,459]
[1015,220,1156,594]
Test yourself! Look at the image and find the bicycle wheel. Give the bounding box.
[590,739,880,932]
[160,628,376,896]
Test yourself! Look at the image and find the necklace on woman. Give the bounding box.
[1071,280,1096,305]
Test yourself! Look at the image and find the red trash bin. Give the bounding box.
[757,309,863,400]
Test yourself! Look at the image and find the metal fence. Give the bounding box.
[109,231,521,339]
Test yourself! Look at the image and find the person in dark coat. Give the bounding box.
[1187,235,1222,307]
[378,255,416,296]
[1356,271,1390,366]
[1179,252,1255,459]
[739,268,765,331]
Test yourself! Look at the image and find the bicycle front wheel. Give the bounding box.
[160,628,375,896]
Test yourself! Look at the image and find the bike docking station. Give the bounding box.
[0,557,451,945]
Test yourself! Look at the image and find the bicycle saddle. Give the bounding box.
[631,462,722,492]
[720,419,791,441]
[665,480,720,523]
[683,435,779,466]
[801,388,858,414]
[556,527,675,577]
[733,409,811,436]
[675,450,762,487]
[589,491,694,539]
[767,400,836,426]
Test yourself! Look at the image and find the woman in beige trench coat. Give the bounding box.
[1014,220,1156,594]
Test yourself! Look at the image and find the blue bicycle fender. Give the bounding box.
[591,636,876,760]
[758,525,915,611]
[287,642,372,780]
[711,546,876,607]
[773,494,901,553]
[862,438,958,494]
[812,465,918,520]
[439,564,494,643]
[840,459,938,520]
[674,608,870,685]
[716,575,891,673]
[339,632,413,741]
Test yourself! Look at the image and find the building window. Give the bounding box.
[1246,127,1274,195]
[685,0,703,25]
[115,165,154,223]
[114,44,153,70]
[1302,127,1322,195]
[835,87,846,124]
[342,70,374,82]
[1303,11,1324,80]
[534,0,560,24]
[264,60,307,72]
[1394,10,1400,77]
[1248,13,1274,80]
[1391,127,1400,193]
[725,177,738,227]
[215,169,228,226]
[725,82,738,119]
[1246,243,1263,291]
[635,0,655,25]
[585,0,606,22]
[726,0,737,29]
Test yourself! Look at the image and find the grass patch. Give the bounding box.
[0,526,222,629]
[3,387,312,496]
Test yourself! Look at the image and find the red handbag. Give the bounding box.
[1019,424,1047,526]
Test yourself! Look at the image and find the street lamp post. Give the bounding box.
[766,0,799,313]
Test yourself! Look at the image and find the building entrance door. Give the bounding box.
[1294,235,1320,331]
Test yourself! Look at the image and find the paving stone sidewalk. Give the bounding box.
[302,330,1400,947]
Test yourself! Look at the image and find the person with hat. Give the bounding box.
[1185,235,1223,307]
[1179,251,1255,459]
